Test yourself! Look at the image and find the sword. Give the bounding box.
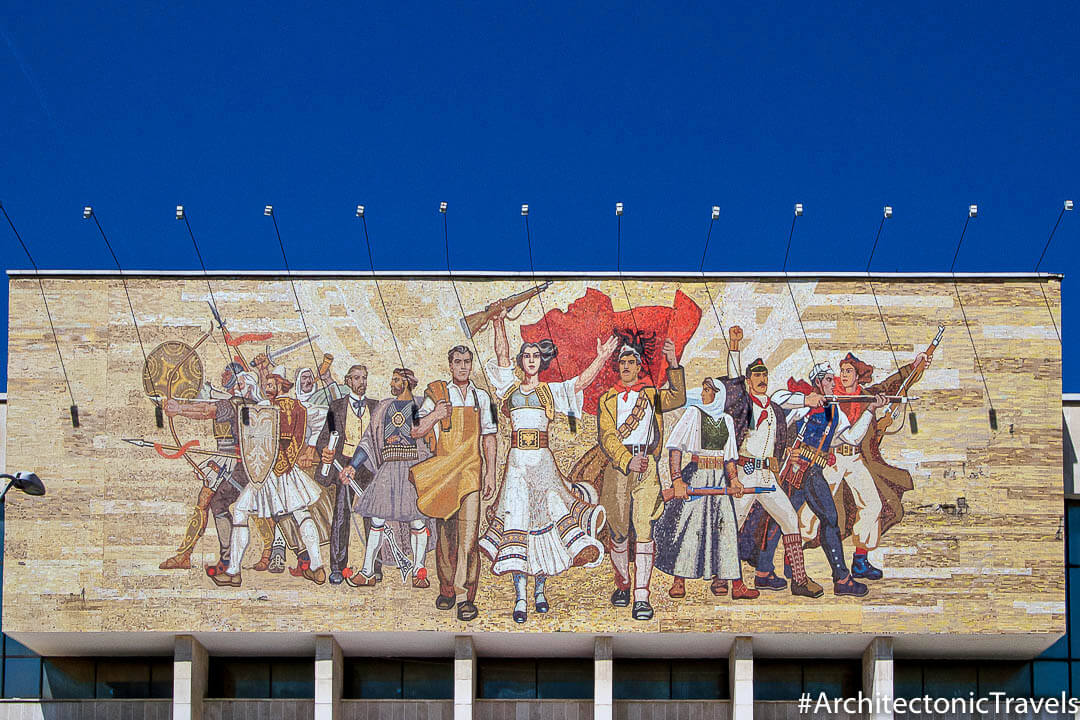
[123,438,239,460]
[265,336,321,366]
[336,461,414,583]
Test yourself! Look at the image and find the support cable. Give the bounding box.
[1,203,79,426]
[614,204,659,389]
[1032,201,1072,345]
[698,207,733,355]
[781,205,815,368]
[522,206,576,432]
[864,208,903,374]
[950,206,997,429]
[356,207,407,371]
[84,208,149,370]
[439,204,499,411]
[176,207,232,364]
[264,206,324,381]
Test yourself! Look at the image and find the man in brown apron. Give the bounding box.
[411,346,498,621]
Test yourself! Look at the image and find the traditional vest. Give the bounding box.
[699,410,730,452]
[342,398,368,457]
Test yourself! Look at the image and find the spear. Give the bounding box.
[123,438,239,460]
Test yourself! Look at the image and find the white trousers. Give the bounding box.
[733,469,799,535]
[799,451,882,549]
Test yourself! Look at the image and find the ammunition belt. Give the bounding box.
[691,454,727,469]
[835,444,860,457]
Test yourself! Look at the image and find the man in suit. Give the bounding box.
[596,330,686,621]
[316,364,380,585]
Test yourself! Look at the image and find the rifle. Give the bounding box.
[876,324,945,434]
[460,282,551,338]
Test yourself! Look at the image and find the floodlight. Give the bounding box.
[356,205,365,217]
[884,206,893,219]
[1066,200,1074,211]
[439,202,448,213]
[615,202,624,216]
[794,203,803,216]
[0,471,45,500]
[82,206,93,219]
[176,205,185,220]
[711,206,720,220]
[968,204,978,218]
[521,204,529,216]
[264,205,274,216]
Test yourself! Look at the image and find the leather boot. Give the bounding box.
[160,486,214,569]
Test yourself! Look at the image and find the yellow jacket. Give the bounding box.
[596,367,686,474]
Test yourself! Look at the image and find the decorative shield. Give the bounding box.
[238,405,279,487]
[143,341,204,400]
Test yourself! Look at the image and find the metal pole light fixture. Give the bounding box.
[0,472,45,501]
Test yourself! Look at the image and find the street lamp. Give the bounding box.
[0,472,45,501]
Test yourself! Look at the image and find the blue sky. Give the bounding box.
[2,2,1077,387]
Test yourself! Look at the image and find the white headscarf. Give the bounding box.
[684,378,726,423]
[294,367,328,444]
[235,371,264,402]
[295,367,319,405]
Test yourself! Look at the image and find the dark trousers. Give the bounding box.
[328,473,381,575]
[759,465,848,581]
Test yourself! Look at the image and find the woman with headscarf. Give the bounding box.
[654,377,759,600]
[479,310,617,623]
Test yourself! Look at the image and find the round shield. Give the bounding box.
[143,341,204,400]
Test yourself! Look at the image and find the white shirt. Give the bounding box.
[666,407,738,459]
[418,380,497,443]
[616,389,655,445]
[770,389,874,446]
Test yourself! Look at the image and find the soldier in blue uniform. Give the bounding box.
[757,363,887,597]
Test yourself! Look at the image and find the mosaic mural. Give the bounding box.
[1,275,1065,636]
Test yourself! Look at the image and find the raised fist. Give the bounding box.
[729,326,743,350]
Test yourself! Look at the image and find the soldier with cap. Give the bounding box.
[717,326,824,598]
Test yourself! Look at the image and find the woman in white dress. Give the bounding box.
[480,310,619,623]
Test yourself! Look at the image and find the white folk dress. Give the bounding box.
[479,360,605,577]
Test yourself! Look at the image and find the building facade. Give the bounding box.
[0,271,1067,719]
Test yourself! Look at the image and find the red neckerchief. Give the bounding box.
[614,379,649,401]
[749,392,770,427]
[787,377,825,416]
[833,376,865,424]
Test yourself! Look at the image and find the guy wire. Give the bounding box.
[864,215,903,374]
[950,215,995,413]
[523,214,571,385]
[1033,206,1066,345]
[359,214,407,371]
[88,210,149,370]
[180,213,232,364]
[1,204,77,410]
[615,212,659,388]
[697,213,732,354]
[781,212,816,369]
[267,209,324,379]
[441,210,497,400]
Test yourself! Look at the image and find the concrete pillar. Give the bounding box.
[728,636,753,720]
[862,637,894,720]
[455,636,476,720]
[174,635,208,720]
[315,635,343,720]
[594,637,613,720]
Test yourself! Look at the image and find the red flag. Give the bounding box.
[520,288,701,415]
